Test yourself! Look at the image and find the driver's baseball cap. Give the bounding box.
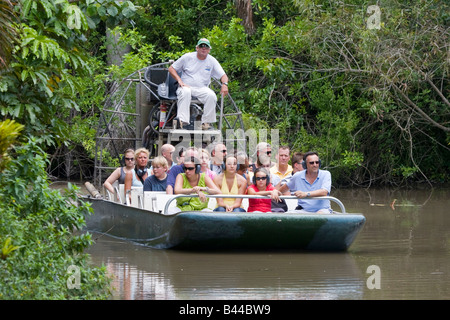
[197,38,211,49]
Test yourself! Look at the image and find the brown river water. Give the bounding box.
[55,182,450,300]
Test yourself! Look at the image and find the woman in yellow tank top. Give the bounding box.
[213,155,248,212]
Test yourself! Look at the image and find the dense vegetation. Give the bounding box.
[2,0,448,187]
[0,0,448,298]
[0,126,111,299]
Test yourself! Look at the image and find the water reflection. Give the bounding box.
[85,187,450,300]
[88,237,364,300]
[336,187,450,299]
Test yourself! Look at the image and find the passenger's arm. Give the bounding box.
[212,174,226,207]
[293,189,328,198]
[204,175,221,195]
[231,176,248,208]
[276,183,290,194]
[124,171,133,203]
[166,184,174,195]
[174,174,189,194]
[103,168,120,194]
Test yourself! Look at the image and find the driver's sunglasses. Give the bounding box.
[198,44,210,48]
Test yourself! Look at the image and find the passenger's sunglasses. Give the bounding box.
[198,44,210,48]
[309,161,320,165]
[255,176,268,181]
[184,166,195,171]
[124,157,134,161]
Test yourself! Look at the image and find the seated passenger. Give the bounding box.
[143,156,168,192]
[247,167,280,213]
[213,155,247,212]
[270,145,293,180]
[277,151,304,189]
[166,147,199,194]
[236,151,251,186]
[248,156,281,186]
[277,151,332,214]
[208,142,227,175]
[252,142,276,169]
[199,148,216,180]
[173,157,221,212]
[103,148,135,201]
[149,144,175,174]
[124,148,150,202]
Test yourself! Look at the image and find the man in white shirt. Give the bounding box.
[168,38,229,130]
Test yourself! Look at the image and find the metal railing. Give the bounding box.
[162,194,346,215]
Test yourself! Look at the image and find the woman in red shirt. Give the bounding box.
[247,168,281,212]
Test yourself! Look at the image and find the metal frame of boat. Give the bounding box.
[84,190,365,251]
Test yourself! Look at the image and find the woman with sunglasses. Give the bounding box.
[103,148,135,201]
[247,167,281,213]
[174,157,221,212]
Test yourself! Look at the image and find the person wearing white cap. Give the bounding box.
[168,38,229,130]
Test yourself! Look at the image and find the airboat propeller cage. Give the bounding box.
[93,61,245,187]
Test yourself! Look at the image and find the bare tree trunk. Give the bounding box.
[106,28,131,66]
[0,0,18,69]
[64,145,72,179]
[235,0,255,35]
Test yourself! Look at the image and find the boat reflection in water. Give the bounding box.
[88,234,365,300]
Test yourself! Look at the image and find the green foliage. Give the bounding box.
[105,26,156,79]
[0,137,111,299]
[1,1,91,146]
[0,119,24,172]
[1,237,21,260]
[3,0,449,187]
[131,0,231,51]
[0,0,138,148]
[203,0,449,186]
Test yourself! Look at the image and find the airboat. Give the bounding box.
[85,61,365,251]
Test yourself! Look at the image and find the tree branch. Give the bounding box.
[392,83,450,132]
